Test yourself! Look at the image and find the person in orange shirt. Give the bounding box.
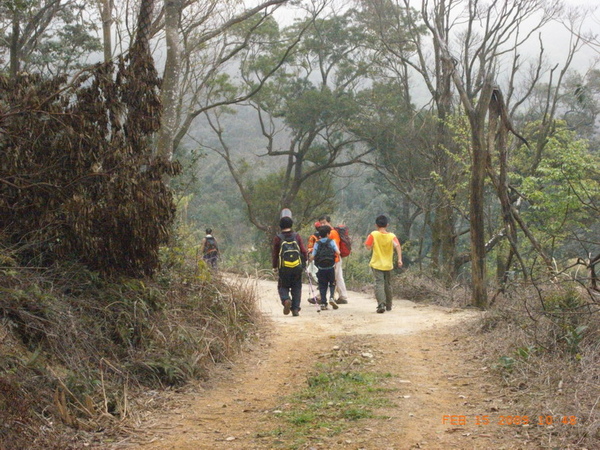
[319,215,348,303]
[364,215,403,313]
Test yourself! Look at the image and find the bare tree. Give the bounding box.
[155,0,290,161]
[422,0,565,307]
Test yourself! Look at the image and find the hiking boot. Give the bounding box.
[307,297,317,304]
[386,303,392,311]
[376,305,385,314]
[292,309,300,316]
[320,304,328,310]
[336,297,348,304]
[329,298,339,310]
[283,299,291,315]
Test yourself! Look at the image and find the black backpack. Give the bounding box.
[314,238,336,268]
[204,236,218,255]
[278,233,302,270]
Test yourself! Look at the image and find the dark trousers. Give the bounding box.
[203,253,218,269]
[316,267,336,304]
[278,268,303,311]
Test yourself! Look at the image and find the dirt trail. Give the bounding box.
[128,277,543,449]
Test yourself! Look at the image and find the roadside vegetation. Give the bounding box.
[466,283,600,448]
[0,253,261,448]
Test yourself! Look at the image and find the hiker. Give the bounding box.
[310,225,340,311]
[364,215,403,313]
[272,216,307,317]
[200,228,219,269]
[306,221,321,286]
[319,215,349,304]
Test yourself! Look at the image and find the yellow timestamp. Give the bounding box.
[442,415,578,426]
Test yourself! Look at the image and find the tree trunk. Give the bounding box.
[156,0,183,161]
[469,118,488,308]
[432,4,458,283]
[10,11,20,78]
[440,201,456,280]
[99,0,113,63]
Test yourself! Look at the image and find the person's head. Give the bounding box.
[279,216,293,229]
[375,215,389,228]
[318,225,331,238]
[314,221,321,231]
[318,215,331,225]
[206,228,213,235]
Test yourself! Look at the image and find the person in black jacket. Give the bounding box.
[272,217,307,316]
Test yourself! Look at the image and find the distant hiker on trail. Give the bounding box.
[319,215,349,304]
[365,215,403,314]
[310,226,340,311]
[272,216,307,317]
[200,228,219,269]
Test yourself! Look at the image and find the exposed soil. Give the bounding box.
[117,277,557,449]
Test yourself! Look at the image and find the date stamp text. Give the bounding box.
[442,415,578,426]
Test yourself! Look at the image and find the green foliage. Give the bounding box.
[495,346,536,374]
[563,325,587,356]
[544,286,586,312]
[284,87,357,133]
[246,169,334,233]
[247,172,287,226]
[356,0,424,54]
[31,22,102,74]
[496,355,517,372]
[515,122,600,242]
[0,0,102,76]
[515,345,535,360]
[561,70,600,142]
[209,10,375,249]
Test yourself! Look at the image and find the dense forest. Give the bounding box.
[1,0,599,447]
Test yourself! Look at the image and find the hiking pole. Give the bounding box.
[305,268,321,312]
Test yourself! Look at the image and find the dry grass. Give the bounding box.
[393,270,471,308]
[462,281,600,449]
[0,261,261,448]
